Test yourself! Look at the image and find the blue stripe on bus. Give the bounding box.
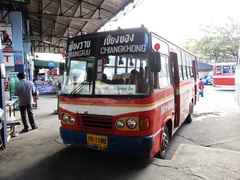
[60,127,153,158]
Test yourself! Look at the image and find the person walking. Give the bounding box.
[198,78,205,97]
[14,72,38,133]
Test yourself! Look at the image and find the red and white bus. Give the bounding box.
[213,63,236,87]
[58,27,198,159]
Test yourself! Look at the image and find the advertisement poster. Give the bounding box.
[3,53,14,66]
[9,72,19,108]
[14,52,24,64]
[35,85,57,95]
[0,23,13,50]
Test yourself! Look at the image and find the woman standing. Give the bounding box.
[199,78,205,97]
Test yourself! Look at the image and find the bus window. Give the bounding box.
[223,66,230,74]
[176,49,183,80]
[184,53,189,79]
[61,58,93,94]
[127,58,139,73]
[181,52,187,79]
[96,54,150,95]
[232,65,236,74]
[115,56,127,75]
[187,55,193,77]
[69,61,87,84]
[158,56,171,88]
[103,56,115,80]
[216,66,221,74]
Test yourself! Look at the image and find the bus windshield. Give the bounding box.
[61,54,150,96]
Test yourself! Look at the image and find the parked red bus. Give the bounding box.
[213,63,236,87]
[58,26,198,159]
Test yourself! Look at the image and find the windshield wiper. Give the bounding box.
[69,79,92,96]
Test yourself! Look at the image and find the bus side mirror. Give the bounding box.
[59,62,65,75]
[150,51,161,72]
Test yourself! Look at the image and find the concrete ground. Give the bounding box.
[0,87,240,180]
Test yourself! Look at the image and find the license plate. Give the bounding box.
[87,134,108,148]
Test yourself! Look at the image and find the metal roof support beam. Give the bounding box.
[62,1,79,15]
[0,10,10,20]
[60,1,80,38]
[58,0,63,16]
[79,0,83,18]
[37,0,43,42]
[42,0,54,12]
[110,0,145,22]
[1,0,143,53]
[98,7,101,19]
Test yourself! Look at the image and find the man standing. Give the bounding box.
[14,72,38,133]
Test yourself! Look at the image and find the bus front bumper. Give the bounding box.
[60,127,153,158]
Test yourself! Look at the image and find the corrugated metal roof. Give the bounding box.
[197,61,213,71]
[0,0,138,53]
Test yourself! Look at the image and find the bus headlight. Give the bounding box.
[69,116,75,123]
[62,114,68,122]
[126,119,137,129]
[116,120,124,129]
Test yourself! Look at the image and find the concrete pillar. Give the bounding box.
[10,12,24,73]
[0,42,7,147]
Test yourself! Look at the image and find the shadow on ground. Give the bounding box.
[7,146,152,180]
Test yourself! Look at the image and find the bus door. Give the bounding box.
[170,52,181,127]
[192,60,198,105]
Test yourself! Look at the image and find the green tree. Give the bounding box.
[183,18,240,63]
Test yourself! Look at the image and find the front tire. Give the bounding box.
[156,125,169,159]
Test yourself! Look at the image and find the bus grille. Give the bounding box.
[80,115,113,130]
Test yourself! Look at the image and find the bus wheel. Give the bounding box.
[156,125,169,159]
[186,102,193,123]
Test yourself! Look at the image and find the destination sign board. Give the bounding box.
[67,31,149,58]
[67,37,97,58]
[99,31,149,55]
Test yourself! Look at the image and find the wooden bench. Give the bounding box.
[7,120,21,137]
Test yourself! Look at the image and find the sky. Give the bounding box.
[101,0,240,44]
[37,0,240,61]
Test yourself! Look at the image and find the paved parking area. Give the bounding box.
[0,87,240,179]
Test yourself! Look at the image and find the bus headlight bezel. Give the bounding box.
[126,118,137,129]
[116,120,125,129]
[69,116,75,123]
[62,114,68,122]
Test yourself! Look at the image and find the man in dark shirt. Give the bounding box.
[14,72,38,133]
